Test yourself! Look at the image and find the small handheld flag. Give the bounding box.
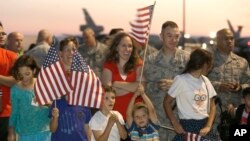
[130,4,155,46]
[34,44,72,105]
[67,52,104,108]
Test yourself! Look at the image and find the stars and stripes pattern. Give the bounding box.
[67,52,103,108]
[185,132,202,141]
[34,45,72,105]
[130,4,154,46]
[241,110,249,124]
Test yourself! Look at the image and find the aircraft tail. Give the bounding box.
[227,19,242,39]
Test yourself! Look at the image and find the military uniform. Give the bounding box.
[78,41,109,78]
[208,50,250,110]
[208,50,250,134]
[144,48,190,141]
[138,45,158,60]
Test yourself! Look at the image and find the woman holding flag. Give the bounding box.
[49,37,92,141]
[101,32,145,122]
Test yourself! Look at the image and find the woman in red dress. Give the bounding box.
[101,32,145,121]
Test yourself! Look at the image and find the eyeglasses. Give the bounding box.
[0,32,7,36]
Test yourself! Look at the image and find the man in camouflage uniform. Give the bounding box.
[132,38,158,60]
[208,28,250,131]
[138,44,158,60]
[208,28,250,110]
[144,21,190,141]
[78,27,109,78]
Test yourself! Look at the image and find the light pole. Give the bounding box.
[182,0,186,49]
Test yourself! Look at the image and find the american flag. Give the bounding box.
[130,4,155,46]
[241,110,249,124]
[34,45,72,105]
[185,132,202,141]
[67,52,104,108]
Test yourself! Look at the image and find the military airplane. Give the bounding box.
[78,8,162,48]
[62,8,106,44]
[227,19,250,48]
[80,8,104,35]
[227,19,250,63]
[78,9,250,63]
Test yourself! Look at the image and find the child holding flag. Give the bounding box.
[126,84,160,141]
[164,49,220,141]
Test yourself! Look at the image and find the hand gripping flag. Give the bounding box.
[185,132,202,141]
[67,52,104,108]
[34,45,72,105]
[130,4,155,46]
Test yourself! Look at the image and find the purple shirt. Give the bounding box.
[49,98,91,141]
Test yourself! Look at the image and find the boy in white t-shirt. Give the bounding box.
[89,86,127,141]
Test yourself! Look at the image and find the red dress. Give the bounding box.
[103,60,142,120]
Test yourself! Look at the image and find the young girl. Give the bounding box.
[49,37,92,141]
[126,84,160,141]
[164,49,219,141]
[8,55,51,141]
[89,86,127,141]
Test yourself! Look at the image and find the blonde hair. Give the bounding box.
[132,102,149,117]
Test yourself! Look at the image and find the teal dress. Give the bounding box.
[9,85,51,141]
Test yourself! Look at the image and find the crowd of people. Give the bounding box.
[0,19,250,141]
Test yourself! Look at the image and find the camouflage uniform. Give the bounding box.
[144,48,190,141]
[208,50,250,109]
[138,45,158,60]
[208,50,250,132]
[78,41,109,78]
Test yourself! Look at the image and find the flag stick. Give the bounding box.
[139,1,156,85]
[160,125,175,131]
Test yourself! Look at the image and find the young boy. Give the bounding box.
[126,84,160,141]
[228,87,250,124]
[89,86,127,141]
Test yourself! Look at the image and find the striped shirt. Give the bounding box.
[128,120,160,141]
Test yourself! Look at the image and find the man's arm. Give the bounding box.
[0,75,17,87]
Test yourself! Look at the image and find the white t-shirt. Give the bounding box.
[168,73,217,120]
[89,110,125,141]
